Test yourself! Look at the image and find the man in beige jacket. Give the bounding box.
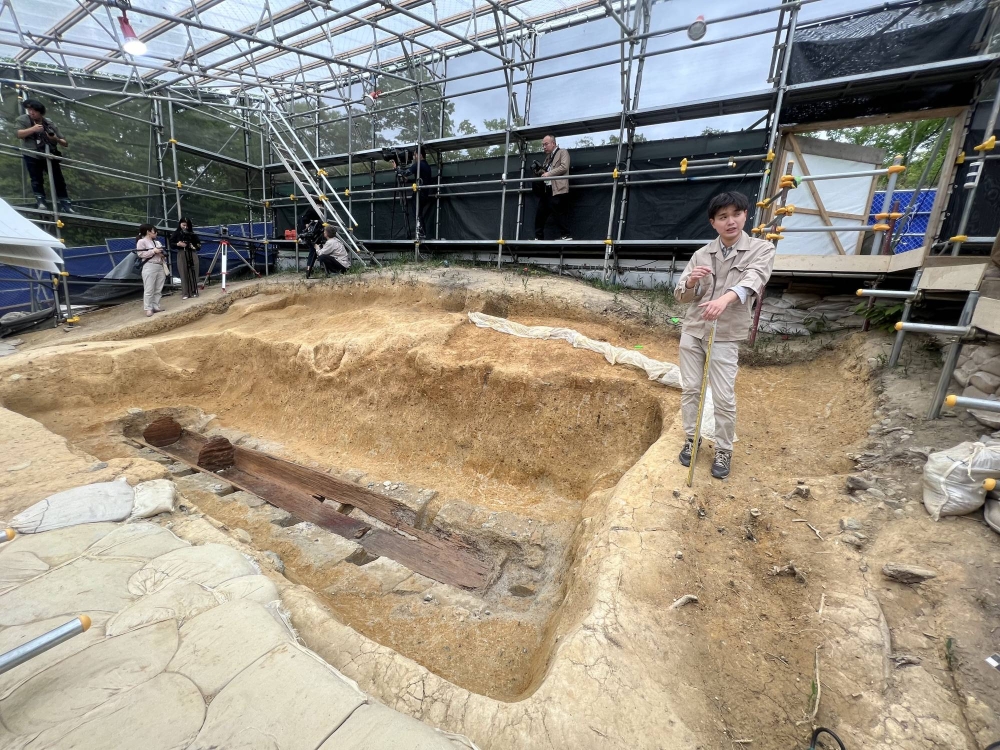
[534,134,572,240]
[674,191,775,479]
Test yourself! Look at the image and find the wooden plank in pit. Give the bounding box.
[141,426,492,589]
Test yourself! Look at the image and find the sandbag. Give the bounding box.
[130,479,176,519]
[922,440,1000,521]
[129,544,260,596]
[10,480,134,534]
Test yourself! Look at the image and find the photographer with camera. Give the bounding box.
[391,147,434,239]
[135,224,167,318]
[15,99,73,213]
[532,134,571,241]
[170,218,202,300]
[310,226,350,277]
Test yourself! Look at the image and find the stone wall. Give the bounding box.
[954,342,1000,429]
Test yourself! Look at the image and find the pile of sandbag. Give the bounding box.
[756,292,869,337]
[922,439,1000,530]
[953,342,1000,429]
[8,478,176,533]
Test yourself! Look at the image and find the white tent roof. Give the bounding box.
[0,199,65,274]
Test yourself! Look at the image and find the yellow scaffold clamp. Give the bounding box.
[889,212,903,219]
[60,270,69,277]
[612,167,619,179]
[318,194,328,201]
[680,158,688,175]
[765,150,775,162]
[604,238,613,245]
[956,151,966,164]
[756,197,772,208]
[321,222,330,228]
[56,220,64,229]
[728,158,737,169]
[974,135,996,152]
[497,239,505,245]
[344,189,350,196]
[765,233,785,241]
[289,194,297,201]
[886,164,906,175]
[264,201,270,208]
[66,316,80,324]
[750,225,763,235]
[871,223,891,231]
[176,181,183,188]
[778,175,798,189]
[949,234,968,243]
[775,204,795,216]
[411,183,418,192]
[168,138,178,144]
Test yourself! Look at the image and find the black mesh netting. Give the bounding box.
[788,0,990,85]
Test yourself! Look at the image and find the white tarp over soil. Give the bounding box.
[0,197,64,273]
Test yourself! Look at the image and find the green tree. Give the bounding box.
[820,119,949,189]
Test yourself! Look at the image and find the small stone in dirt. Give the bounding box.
[846,475,874,492]
[891,654,922,667]
[697,507,706,519]
[127,407,144,415]
[675,551,683,559]
[423,594,434,602]
[789,486,811,499]
[672,489,681,498]
[749,508,761,518]
[865,487,886,500]
[842,534,865,549]
[882,563,938,584]
[232,528,251,544]
[509,584,536,597]
[840,517,862,531]
[87,461,108,472]
[262,551,284,573]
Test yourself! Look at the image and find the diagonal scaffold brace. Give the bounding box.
[686,319,717,487]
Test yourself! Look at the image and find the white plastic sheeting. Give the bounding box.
[468,312,717,440]
[0,197,64,273]
[922,440,1000,521]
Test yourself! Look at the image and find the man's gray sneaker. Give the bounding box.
[711,449,732,479]
[678,437,701,467]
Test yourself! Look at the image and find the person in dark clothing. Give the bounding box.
[14,99,73,213]
[170,218,202,299]
[309,226,350,278]
[392,147,435,239]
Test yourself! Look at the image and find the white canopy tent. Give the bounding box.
[0,197,65,274]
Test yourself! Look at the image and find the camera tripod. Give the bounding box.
[388,170,412,240]
[201,234,261,293]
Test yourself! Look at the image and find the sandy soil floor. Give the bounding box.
[1,266,998,749]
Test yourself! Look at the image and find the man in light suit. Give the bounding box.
[534,134,571,240]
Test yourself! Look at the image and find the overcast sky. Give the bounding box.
[444,0,897,147]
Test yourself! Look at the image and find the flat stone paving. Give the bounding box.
[0,517,476,750]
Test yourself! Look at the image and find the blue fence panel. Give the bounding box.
[869,189,936,253]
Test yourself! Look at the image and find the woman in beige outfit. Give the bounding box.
[135,224,166,317]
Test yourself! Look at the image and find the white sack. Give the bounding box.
[922,440,1000,520]
[130,479,176,519]
[468,312,718,440]
[9,480,135,534]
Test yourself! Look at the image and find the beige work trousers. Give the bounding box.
[141,262,165,312]
[679,332,739,452]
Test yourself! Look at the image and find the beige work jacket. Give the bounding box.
[544,147,571,195]
[674,232,776,342]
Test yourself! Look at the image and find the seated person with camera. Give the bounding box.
[532,134,571,241]
[307,226,350,278]
[391,147,434,239]
[15,99,73,213]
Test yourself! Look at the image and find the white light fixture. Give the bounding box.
[687,15,707,41]
[118,13,147,55]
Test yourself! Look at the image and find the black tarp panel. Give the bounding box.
[276,130,772,243]
[788,0,990,85]
[939,86,1000,249]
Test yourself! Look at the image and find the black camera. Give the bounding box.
[531,160,544,176]
[219,225,229,237]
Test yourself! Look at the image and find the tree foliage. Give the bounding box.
[820,118,949,189]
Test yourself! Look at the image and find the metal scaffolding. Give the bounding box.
[0,0,997,291]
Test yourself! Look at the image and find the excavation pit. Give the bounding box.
[0,283,672,699]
